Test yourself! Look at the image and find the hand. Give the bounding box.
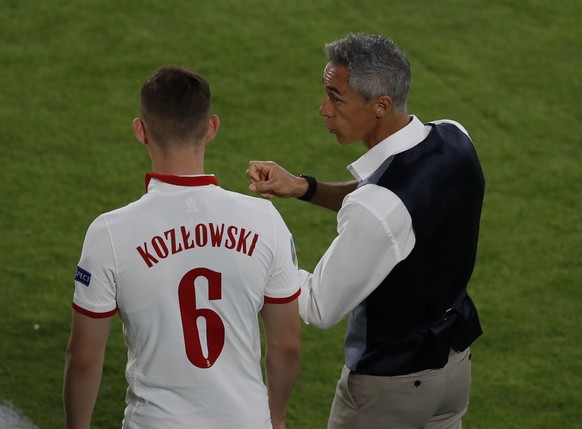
[246,161,308,199]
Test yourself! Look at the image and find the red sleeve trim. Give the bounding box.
[264,288,301,304]
[72,302,118,318]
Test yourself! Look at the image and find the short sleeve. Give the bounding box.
[72,216,118,317]
[264,209,300,303]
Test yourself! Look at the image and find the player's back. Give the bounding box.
[94,175,297,428]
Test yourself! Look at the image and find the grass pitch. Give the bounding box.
[1,0,580,428]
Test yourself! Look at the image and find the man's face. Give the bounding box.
[319,63,377,146]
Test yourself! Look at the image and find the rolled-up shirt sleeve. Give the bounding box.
[298,184,415,329]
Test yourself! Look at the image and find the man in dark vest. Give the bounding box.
[247,33,484,429]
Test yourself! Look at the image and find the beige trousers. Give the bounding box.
[327,349,472,429]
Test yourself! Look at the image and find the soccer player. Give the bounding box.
[64,65,301,429]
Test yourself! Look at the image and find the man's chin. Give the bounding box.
[335,134,355,146]
[330,131,344,144]
[328,129,352,145]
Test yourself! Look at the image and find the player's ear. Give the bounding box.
[204,115,220,143]
[374,96,392,118]
[133,118,148,145]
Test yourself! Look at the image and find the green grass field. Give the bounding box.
[1,0,581,428]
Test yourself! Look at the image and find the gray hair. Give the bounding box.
[325,33,411,112]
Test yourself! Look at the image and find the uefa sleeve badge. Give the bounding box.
[75,266,92,287]
[290,237,298,268]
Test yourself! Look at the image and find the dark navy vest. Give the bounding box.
[345,122,484,376]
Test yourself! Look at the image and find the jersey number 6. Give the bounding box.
[178,267,225,368]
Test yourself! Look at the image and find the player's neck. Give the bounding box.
[150,147,206,176]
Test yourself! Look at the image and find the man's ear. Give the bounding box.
[204,115,221,143]
[375,96,393,118]
[133,118,148,145]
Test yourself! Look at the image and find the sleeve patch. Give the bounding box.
[290,237,298,268]
[74,266,92,287]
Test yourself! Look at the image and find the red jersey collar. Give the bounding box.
[145,172,219,191]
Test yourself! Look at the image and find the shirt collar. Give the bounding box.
[145,172,219,192]
[347,115,430,181]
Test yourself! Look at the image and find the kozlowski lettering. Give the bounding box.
[136,223,260,268]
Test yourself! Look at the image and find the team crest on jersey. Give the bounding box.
[75,266,91,287]
[290,237,298,267]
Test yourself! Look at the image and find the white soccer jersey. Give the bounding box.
[73,173,300,429]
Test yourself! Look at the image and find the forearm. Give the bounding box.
[265,347,301,427]
[63,357,103,429]
[279,175,359,212]
[305,179,359,212]
[246,161,358,212]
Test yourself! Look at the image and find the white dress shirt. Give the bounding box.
[298,116,469,329]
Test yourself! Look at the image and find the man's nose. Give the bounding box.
[319,96,332,118]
